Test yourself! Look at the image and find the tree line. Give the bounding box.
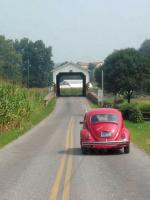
[0,35,53,87]
[95,39,150,103]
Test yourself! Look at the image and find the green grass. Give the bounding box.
[60,88,83,96]
[89,101,99,108]
[0,97,56,148]
[125,121,150,154]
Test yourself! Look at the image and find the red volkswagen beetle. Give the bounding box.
[80,108,130,154]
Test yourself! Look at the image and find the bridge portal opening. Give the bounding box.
[56,72,86,97]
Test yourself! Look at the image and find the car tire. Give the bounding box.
[124,145,130,154]
[81,146,88,154]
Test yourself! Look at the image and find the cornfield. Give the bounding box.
[0,83,46,133]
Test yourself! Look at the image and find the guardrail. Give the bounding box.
[43,91,55,106]
[87,92,112,107]
[142,111,150,121]
[87,92,98,104]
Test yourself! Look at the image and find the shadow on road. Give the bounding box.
[58,147,123,156]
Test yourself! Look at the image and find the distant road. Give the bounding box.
[0,97,150,200]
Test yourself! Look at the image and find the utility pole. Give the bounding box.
[101,70,104,106]
[27,58,30,88]
[97,70,104,107]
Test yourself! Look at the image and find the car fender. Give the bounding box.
[80,129,94,142]
[123,128,131,141]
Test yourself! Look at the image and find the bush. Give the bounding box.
[114,96,124,105]
[118,103,144,123]
[129,108,143,123]
[119,103,136,119]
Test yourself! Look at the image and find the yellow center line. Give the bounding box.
[49,118,73,200]
[49,155,66,200]
[62,120,74,200]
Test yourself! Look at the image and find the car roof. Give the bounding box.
[86,108,120,116]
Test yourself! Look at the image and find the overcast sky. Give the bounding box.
[0,0,150,62]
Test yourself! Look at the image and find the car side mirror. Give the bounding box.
[80,121,84,124]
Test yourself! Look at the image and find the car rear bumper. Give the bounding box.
[81,140,129,149]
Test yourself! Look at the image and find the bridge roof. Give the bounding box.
[52,62,89,72]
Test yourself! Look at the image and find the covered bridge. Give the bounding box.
[52,62,90,96]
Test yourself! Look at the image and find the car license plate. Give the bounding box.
[101,131,111,137]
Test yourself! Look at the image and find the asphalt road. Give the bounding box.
[0,97,150,200]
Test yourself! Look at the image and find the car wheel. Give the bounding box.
[124,145,130,154]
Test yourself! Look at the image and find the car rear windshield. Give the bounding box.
[91,114,118,123]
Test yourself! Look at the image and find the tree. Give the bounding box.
[95,48,150,103]
[0,35,22,83]
[139,39,150,93]
[88,63,96,83]
[14,38,54,87]
[139,39,150,56]
[94,67,102,86]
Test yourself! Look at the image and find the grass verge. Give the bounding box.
[0,97,56,148]
[89,101,99,108]
[60,88,83,96]
[125,121,150,154]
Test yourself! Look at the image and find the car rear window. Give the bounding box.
[91,114,118,123]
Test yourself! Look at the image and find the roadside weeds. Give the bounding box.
[0,97,57,148]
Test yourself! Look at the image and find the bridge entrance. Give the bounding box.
[56,72,86,97]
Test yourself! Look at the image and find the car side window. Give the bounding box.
[91,115,98,122]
